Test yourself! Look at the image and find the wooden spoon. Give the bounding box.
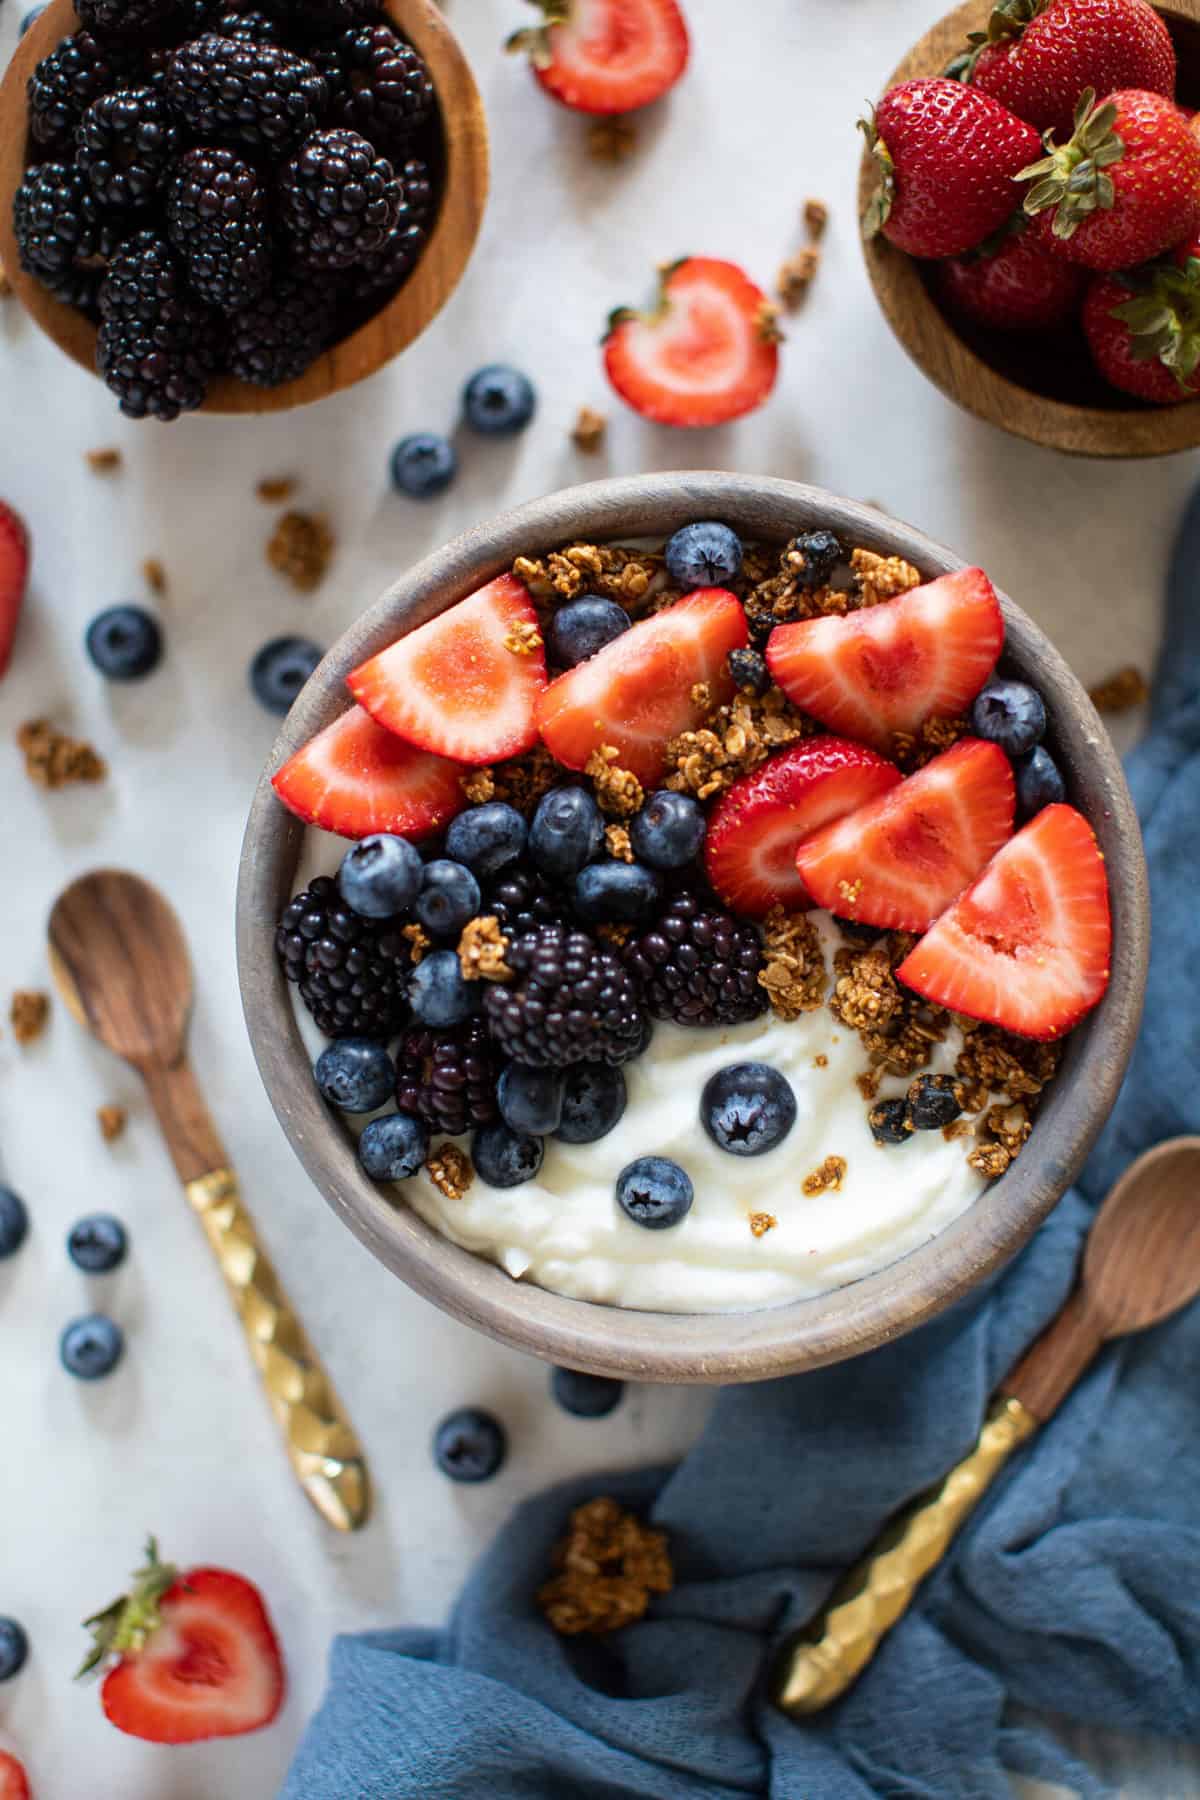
[773,1136,1200,1715]
[48,869,370,1533]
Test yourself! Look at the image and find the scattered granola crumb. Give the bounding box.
[749,1211,777,1238]
[586,116,636,160]
[604,823,634,863]
[537,1497,673,1638]
[777,247,820,310]
[490,744,562,815]
[18,719,107,789]
[690,681,712,709]
[10,991,49,1046]
[267,511,333,592]
[856,1068,882,1102]
[97,1104,127,1143]
[892,713,969,772]
[402,922,431,964]
[814,1053,828,1068]
[571,405,607,452]
[142,557,167,596]
[756,299,784,344]
[460,767,496,805]
[596,921,633,947]
[803,1155,847,1196]
[665,687,814,799]
[514,543,664,614]
[85,448,122,474]
[804,197,829,239]
[852,547,922,606]
[257,476,297,504]
[426,1142,473,1201]
[458,915,512,983]
[586,745,643,817]
[504,620,544,657]
[758,907,827,1020]
[1088,665,1149,714]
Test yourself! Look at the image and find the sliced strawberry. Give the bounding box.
[603,257,780,428]
[510,0,690,115]
[272,704,465,841]
[766,568,1004,752]
[0,1752,30,1800]
[705,737,901,918]
[896,804,1111,1041]
[793,738,1015,932]
[0,501,30,680]
[348,575,547,766]
[536,585,746,786]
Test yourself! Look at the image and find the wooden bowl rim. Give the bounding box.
[236,474,1150,1384]
[860,0,1200,458]
[0,0,489,414]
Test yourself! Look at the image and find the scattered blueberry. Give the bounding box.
[727,646,770,695]
[390,432,457,498]
[616,1156,693,1230]
[462,364,536,436]
[249,636,322,715]
[970,679,1047,757]
[554,1063,627,1145]
[408,950,479,1028]
[357,1111,429,1181]
[416,859,481,938]
[0,1186,29,1259]
[547,595,630,668]
[60,1313,124,1380]
[66,1214,128,1274]
[315,1038,395,1113]
[701,1063,797,1157]
[664,521,743,590]
[20,7,46,34]
[574,860,663,924]
[529,786,604,880]
[433,1406,507,1482]
[629,791,706,870]
[869,1098,912,1146]
[338,833,423,919]
[473,1120,544,1189]
[498,1064,566,1136]
[551,1367,624,1419]
[907,1075,961,1131]
[446,803,527,877]
[0,1618,29,1683]
[1014,745,1066,818]
[85,605,163,681]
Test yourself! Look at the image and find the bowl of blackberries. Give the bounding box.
[0,0,488,420]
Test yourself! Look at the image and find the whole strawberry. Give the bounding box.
[1021,88,1200,269]
[1083,237,1200,402]
[949,0,1175,140]
[938,223,1086,329]
[862,78,1042,258]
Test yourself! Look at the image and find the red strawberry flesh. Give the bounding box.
[937,230,1086,333]
[0,501,30,681]
[0,1752,30,1800]
[969,0,1176,140]
[528,0,689,114]
[272,704,466,841]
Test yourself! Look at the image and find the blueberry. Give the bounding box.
[498,1064,565,1136]
[249,636,322,716]
[462,364,536,436]
[792,529,844,590]
[20,7,46,34]
[869,1098,912,1146]
[85,605,162,681]
[629,791,706,870]
[701,1063,796,1157]
[727,647,770,695]
[390,432,457,498]
[0,1187,29,1259]
[529,786,604,880]
[0,1618,29,1682]
[554,1063,627,1145]
[547,596,630,669]
[970,679,1046,757]
[315,1038,395,1113]
[338,833,423,919]
[551,1368,624,1418]
[1014,745,1066,818]
[473,1120,544,1188]
[408,950,479,1027]
[433,1406,507,1482]
[445,803,527,877]
[358,1111,429,1180]
[616,1156,693,1230]
[60,1313,124,1380]
[574,860,663,924]
[664,522,743,590]
[416,859,481,938]
[66,1214,128,1274]
[907,1074,961,1131]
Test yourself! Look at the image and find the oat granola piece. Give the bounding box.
[814,1053,828,1068]
[537,1497,673,1638]
[604,823,634,863]
[856,1067,882,1102]
[460,767,497,805]
[749,1211,777,1239]
[851,547,922,606]
[777,247,820,310]
[514,544,664,616]
[804,197,829,239]
[586,116,636,160]
[85,448,122,474]
[401,922,431,964]
[489,744,562,815]
[803,1155,847,1196]
[892,713,969,772]
[267,511,333,593]
[741,537,857,638]
[503,620,544,657]
[758,907,827,1021]
[665,688,815,800]
[954,1024,1060,1113]
[1088,665,1149,714]
[141,557,167,596]
[458,916,512,983]
[97,1104,127,1143]
[426,1142,473,1201]
[257,476,297,504]
[18,719,107,789]
[10,991,49,1045]
[830,942,901,1034]
[571,405,608,452]
[586,745,643,818]
[831,934,950,1079]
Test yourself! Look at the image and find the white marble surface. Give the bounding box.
[1,1,1197,1794]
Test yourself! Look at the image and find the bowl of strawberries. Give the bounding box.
[861,0,1200,456]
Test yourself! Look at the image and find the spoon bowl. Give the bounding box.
[48,870,193,1070]
[1084,1136,1200,1337]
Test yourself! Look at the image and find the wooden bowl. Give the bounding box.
[236,475,1150,1384]
[0,0,488,413]
[862,0,1200,457]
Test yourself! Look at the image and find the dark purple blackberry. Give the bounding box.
[394,1020,501,1137]
[76,0,189,40]
[790,529,844,591]
[483,863,569,941]
[226,266,341,385]
[276,874,413,1040]
[623,893,767,1028]
[12,162,122,308]
[96,231,223,421]
[484,924,647,1069]
[268,0,379,32]
[166,147,272,311]
[166,35,327,153]
[280,128,402,271]
[318,23,436,155]
[349,157,433,303]
[27,32,114,152]
[216,8,283,42]
[77,88,181,212]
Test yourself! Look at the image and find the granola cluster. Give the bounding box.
[504,620,544,658]
[604,823,634,862]
[267,511,333,593]
[97,1105,127,1143]
[457,916,512,984]
[891,714,969,773]
[850,547,922,607]
[18,720,106,789]
[426,1143,473,1201]
[585,745,643,818]
[537,1498,673,1638]
[803,1155,847,1196]
[664,688,814,801]
[749,1211,777,1238]
[10,991,49,1045]
[513,544,668,617]
[758,908,827,1021]
[967,1103,1032,1178]
[459,745,563,816]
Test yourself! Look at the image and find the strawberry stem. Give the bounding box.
[858,110,895,239]
[602,258,690,341]
[77,1537,179,1680]
[1016,88,1123,239]
[1111,255,1200,389]
[504,0,571,69]
[944,0,1049,81]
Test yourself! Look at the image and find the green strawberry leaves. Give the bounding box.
[1111,256,1200,389]
[944,0,1051,81]
[1018,88,1124,238]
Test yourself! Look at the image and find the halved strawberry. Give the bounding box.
[896,804,1111,1041]
[508,0,690,115]
[0,1752,30,1800]
[536,585,746,785]
[80,1540,284,1745]
[0,501,30,681]
[765,568,1004,752]
[603,257,780,428]
[348,575,547,766]
[272,704,465,841]
[705,738,901,918]
[793,738,1015,932]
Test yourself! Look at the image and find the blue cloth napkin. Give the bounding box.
[284,498,1200,1800]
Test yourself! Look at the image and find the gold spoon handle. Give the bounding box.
[772,1395,1038,1716]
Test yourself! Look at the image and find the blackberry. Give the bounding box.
[276,874,412,1040]
[269,0,379,32]
[27,31,114,151]
[623,893,767,1028]
[167,35,327,154]
[13,162,121,308]
[97,232,223,421]
[76,0,189,40]
[483,862,569,940]
[166,147,272,311]
[280,128,402,271]
[394,1020,501,1138]
[349,158,433,303]
[216,7,282,42]
[77,87,181,212]
[727,646,770,696]
[318,24,436,156]
[790,529,844,590]
[484,924,647,1069]
[226,266,342,385]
